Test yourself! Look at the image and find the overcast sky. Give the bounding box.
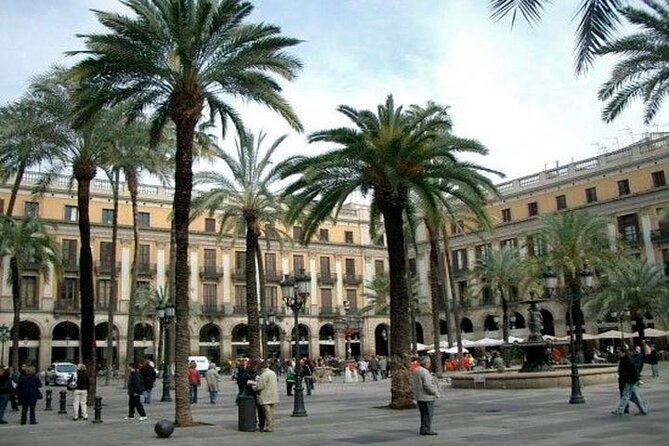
[2,0,668,183]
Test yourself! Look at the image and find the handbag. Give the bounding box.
[67,375,77,390]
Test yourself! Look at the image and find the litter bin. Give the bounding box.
[237,394,257,432]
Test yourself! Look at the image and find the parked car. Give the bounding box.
[46,362,77,386]
[188,356,210,377]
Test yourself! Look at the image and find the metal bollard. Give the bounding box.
[92,396,103,424]
[58,390,67,414]
[45,389,53,411]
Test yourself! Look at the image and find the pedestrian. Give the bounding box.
[285,360,295,396]
[188,360,201,404]
[379,356,388,379]
[140,359,157,404]
[411,356,439,436]
[251,360,279,432]
[125,364,147,421]
[369,356,380,381]
[72,363,90,421]
[16,365,41,425]
[301,359,314,394]
[8,366,19,411]
[234,359,250,398]
[0,366,13,424]
[206,363,221,404]
[357,357,368,382]
[646,343,660,378]
[612,347,648,416]
[631,345,645,376]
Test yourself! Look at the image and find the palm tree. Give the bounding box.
[585,257,669,340]
[472,246,528,343]
[0,97,64,216]
[279,95,497,409]
[0,215,61,369]
[489,0,626,75]
[361,274,391,315]
[598,1,669,123]
[69,0,302,425]
[192,130,289,360]
[540,211,612,359]
[29,68,127,402]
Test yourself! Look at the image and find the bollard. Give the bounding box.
[45,389,53,411]
[306,377,312,396]
[92,396,103,424]
[58,391,67,414]
[237,394,257,432]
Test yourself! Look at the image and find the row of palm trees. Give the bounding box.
[2,0,668,426]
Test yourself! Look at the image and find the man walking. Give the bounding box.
[125,364,147,421]
[612,347,648,416]
[252,361,279,432]
[411,356,439,436]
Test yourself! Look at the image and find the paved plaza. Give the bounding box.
[2,365,668,446]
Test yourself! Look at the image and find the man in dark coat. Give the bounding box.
[16,365,41,425]
[125,364,147,420]
[612,347,648,416]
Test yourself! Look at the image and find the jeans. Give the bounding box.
[209,391,218,404]
[72,389,88,419]
[142,388,153,404]
[20,402,37,424]
[651,364,659,378]
[128,394,146,418]
[417,401,435,434]
[189,384,198,403]
[0,394,9,422]
[614,383,648,415]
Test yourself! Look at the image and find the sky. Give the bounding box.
[2,0,668,184]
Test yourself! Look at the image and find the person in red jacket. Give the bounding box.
[188,361,201,404]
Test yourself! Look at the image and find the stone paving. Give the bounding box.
[1,365,668,446]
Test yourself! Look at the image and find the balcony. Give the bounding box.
[451,266,469,278]
[233,305,247,315]
[201,304,225,316]
[137,263,156,278]
[199,265,223,281]
[95,261,121,275]
[317,273,337,285]
[342,274,362,286]
[54,299,79,314]
[319,306,340,316]
[23,262,42,272]
[232,269,246,282]
[63,261,79,273]
[265,270,283,283]
[651,229,669,244]
[262,306,286,317]
[95,300,116,312]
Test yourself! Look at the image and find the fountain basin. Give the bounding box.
[450,365,617,389]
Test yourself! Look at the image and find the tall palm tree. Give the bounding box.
[279,95,497,409]
[29,67,126,403]
[361,273,391,315]
[598,1,669,123]
[540,211,611,359]
[69,0,302,425]
[0,215,61,369]
[0,97,64,216]
[489,0,626,75]
[472,246,528,343]
[585,257,669,340]
[192,130,289,360]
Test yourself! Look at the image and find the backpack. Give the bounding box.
[67,373,77,390]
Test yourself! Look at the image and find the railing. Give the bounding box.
[137,263,157,277]
[199,266,223,281]
[651,229,669,244]
[263,306,286,316]
[233,305,247,315]
[54,299,79,313]
[201,304,225,316]
[342,274,362,286]
[232,269,246,282]
[265,270,283,283]
[319,306,339,316]
[317,273,337,285]
[94,261,121,275]
[63,261,79,273]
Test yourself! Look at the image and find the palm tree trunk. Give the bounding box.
[255,238,267,359]
[443,244,464,366]
[168,219,176,386]
[5,161,26,217]
[76,170,97,404]
[381,204,413,409]
[501,292,509,343]
[245,218,260,360]
[426,222,443,375]
[434,231,453,347]
[125,169,140,372]
[171,109,199,427]
[106,169,120,385]
[10,257,21,369]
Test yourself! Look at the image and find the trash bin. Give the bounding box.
[237,394,257,432]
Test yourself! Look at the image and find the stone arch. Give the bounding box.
[319,323,335,340]
[318,323,336,357]
[199,323,220,343]
[95,322,120,341]
[12,320,41,340]
[231,324,248,342]
[511,311,526,329]
[460,317,474,333]
[415,322,424,344]
[541,309,555,336]
[52,321,80,340]
[439,319,448,335]
[133,322,154,341]
[484,314,500,331]
[374,323,390,356]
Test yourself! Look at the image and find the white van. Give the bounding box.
[188,356,210,376]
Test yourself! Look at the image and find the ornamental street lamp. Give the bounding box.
[157,303,175,402]
[280,269,310,417]
[0,324,9,365]
[335,300,363,360]
[259,308,277,359]
[544,265,592,404]
[611,307,632,347]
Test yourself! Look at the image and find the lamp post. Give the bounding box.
[544,265,591,404]
[158,303,175,402]
[0,324,9,365]
[335,301,363,360]
[280,269,310,417]
[259,308,277,360]
[611,307,631,347]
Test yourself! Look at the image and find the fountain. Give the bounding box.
[515,300,555,372]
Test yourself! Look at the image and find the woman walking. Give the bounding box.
[72,364,89,420]
[16,365,41,425]
[0,366,13,423]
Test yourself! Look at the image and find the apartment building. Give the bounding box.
[0,173,390,369]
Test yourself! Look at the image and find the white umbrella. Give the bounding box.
[507,336,525,343]
[427,346,469,354]
[595,330,633,339]
[472,337,504,347]
[633,328,668,338]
